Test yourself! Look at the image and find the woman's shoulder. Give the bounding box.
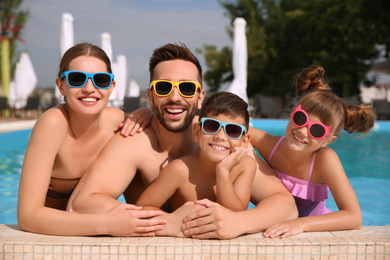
[29,105,69,142]
[34,104,68,129]
[101,106,125,123]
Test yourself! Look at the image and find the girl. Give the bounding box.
[251,65,375,238]
[17,43,165,236]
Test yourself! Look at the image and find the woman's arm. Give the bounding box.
[17,109,165,236]
[263,148,362,238]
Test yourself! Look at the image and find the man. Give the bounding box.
[69,42,297,238]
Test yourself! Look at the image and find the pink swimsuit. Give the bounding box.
[268,136,332,217]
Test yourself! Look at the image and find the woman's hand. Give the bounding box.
[118,107,154,136]
[105,203,167,237]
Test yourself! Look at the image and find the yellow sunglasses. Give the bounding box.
[150,80,202,98]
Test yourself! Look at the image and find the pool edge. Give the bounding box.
[1,225,389,258]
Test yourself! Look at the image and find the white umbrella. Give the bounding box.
[60,13,74,56]
[111,55,128,107]
[9,52,37,109]
[56,13,74,102]
[227,17,248,103]
[127,79,140,97]
[100,32,113,62]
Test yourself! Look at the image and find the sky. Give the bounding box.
[15,0,232,91]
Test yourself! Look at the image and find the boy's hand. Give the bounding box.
[118,107,154,137]
[217,146,249,174]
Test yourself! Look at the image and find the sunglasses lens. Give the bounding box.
[310,124,326,138]
[155,81,173,95]
[225,124,243,139]
[178,82,197,96]
[203,119,220,134]
[68,72,87,87]
[93,73,111,89]
[292,111,307,126]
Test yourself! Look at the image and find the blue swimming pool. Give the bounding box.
[0,120,389,226]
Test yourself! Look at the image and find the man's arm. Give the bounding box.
[68,132,147,213]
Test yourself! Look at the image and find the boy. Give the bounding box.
[136,92,256,212]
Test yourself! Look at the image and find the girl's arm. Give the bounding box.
[17,109,165,236]
[247,127,280,160]
[136,160,186,209]
[263,148,362,238]
[216,148,256,211]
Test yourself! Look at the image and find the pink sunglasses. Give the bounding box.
[290,105,332,140]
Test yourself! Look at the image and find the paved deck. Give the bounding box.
[1,225,389,259]
[0,119,36,133]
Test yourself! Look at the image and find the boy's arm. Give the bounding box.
[182,148,297,239]
[216,148,256,211]
[136,160,186,209]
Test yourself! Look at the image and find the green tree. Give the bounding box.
[0,0,29,93]
[198,0,390,97]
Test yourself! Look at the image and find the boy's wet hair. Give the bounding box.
[199,92,249,130]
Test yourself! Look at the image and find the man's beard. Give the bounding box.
[153,100,198,133]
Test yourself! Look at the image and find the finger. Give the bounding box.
[182,207,214,223]
[183,222,216,237]
[132,210,165,219]
[129,122,141,136]
[137,122,148,133]
[194,199,216,208]
[123,204,142,210]
[135,223,165,232]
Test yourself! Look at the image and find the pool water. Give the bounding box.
[0,120,389,226]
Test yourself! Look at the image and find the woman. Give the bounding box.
[17,43,165,236]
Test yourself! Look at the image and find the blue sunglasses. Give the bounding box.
[199,117,247,139]
[60,70,114,89]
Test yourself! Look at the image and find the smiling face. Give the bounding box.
[194,113,249,163]
[286,109,336,152]
[56,56,114,115]
[148,59,205,133]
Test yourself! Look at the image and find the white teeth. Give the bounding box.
[167,108,183,114]
[293,133,305,143]
[82,98,97,102]
[212,144,227,151]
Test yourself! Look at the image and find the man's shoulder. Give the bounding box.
[107,124,160,153]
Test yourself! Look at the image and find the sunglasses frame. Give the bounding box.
[199,117,247,140]
[60,70,114,89]
[290,105,332,140]
[150,80,202,98]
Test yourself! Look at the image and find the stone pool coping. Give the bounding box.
[1,225,389,259]
[0,119,36,133]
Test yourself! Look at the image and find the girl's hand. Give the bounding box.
[217,146,248,174]
[263,219,304,238]
[118,107,154,136]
